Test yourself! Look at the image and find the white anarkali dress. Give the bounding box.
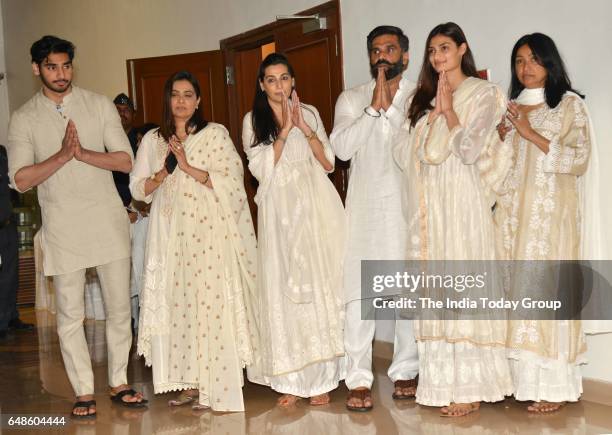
[242,104,346,397]
[394,77,514,406]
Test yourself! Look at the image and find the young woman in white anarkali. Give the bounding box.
[495,33,598,413]
[394,22,513,416]
[130,71,259,412]
[242,53,346,407]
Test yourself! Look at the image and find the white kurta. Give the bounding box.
[496,92,592,402]
[330,76,416,303]
[394,77,514,406]
[330,76,420,390]
[7,87,133,275]
[242,105,346,397]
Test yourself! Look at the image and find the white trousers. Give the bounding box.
[53,257,132,396]
[344,299,418,389]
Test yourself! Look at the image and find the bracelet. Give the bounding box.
[202,174,209,184]
[363,106,381,118]
[305,130,317,142]
[276,135,287,144]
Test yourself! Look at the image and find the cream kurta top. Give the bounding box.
[7,86,133,275]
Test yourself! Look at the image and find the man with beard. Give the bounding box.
[7,35,147,418]
[112,93,139,218]
[330,26,418,412]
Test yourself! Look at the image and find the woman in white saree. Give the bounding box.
[130,71,259,412]
[242,53,346,407]
[496,33,598,413]
[394,22,513,416]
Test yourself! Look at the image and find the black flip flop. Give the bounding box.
[72,400,97,419]
[110,389,148,408]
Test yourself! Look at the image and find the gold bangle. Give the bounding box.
[305,130,317,142]
[202,174,209,184]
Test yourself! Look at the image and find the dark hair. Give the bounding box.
[407,22,478,128]
[251,53,295,146]
[138,123,159,137]
[509,33,584,108]
[30,35,75,65]
[367,26,409,52]
[159,71,207,142]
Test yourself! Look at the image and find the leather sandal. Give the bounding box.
[110,388,148,408]
[392,375,418,400]
[346,388,373,412]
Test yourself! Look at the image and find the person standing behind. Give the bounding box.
[0,145,34,340]
[128,123,158,331]
[7,35,146,418]
[330,26,419,412]
[113,93,139,222]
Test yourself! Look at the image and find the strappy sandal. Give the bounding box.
[110,388,148,408]
[392,375,419,400]
[168,391,198,407]
[346,388,373,412]
[71,400,97,419]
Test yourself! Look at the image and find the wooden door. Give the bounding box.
[126,51,228,127]
[221,0,346,227]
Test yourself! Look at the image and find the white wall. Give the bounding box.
[1,0,322,111]
[338,0,612,382]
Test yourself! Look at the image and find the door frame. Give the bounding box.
[220,0,343,146]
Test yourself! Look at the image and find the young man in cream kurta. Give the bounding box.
[330,26,418,411]
[7,35,146,417]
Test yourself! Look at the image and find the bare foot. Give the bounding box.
[277,394,301,407]
[72,394,96,417]
[527,401,565,413]
[309,393,330,406]
[440,402,480,417]
[346,387,373,411]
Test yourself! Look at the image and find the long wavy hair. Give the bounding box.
[407,22,478,128]
[159,70,208,142]
[509,33,584,108]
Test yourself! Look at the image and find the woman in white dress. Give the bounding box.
[242,53,346,407]
[130,71,259,412]
[394,22,513,416]
[496,33,594,413]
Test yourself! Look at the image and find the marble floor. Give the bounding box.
[1,309,611,434]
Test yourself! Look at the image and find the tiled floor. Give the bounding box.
[1,309,611,434]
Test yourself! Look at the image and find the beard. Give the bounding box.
[370,58,405,80]
[40,74,71,94]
